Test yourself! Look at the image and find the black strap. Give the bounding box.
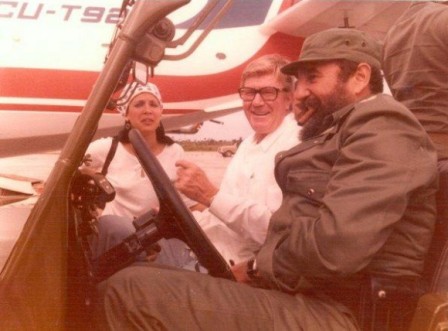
[101,136,119,175]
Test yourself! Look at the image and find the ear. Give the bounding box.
[350,63,371,95]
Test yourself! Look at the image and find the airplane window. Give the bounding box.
[177,0,274,29]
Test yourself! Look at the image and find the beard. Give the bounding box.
[299,82,353,141]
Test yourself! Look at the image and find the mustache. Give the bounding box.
[295,95,322,113]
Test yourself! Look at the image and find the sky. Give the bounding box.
[174,111,253,141]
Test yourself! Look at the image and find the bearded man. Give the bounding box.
[95,28,438,331]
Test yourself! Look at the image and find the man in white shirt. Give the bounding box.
[175,54,301,265]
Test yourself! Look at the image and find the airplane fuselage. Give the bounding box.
[0,0,302,156]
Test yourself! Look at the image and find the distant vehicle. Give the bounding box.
[217,140,241,157]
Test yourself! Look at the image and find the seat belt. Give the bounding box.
[101,136,119,176]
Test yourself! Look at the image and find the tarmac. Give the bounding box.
[0,151,231,270]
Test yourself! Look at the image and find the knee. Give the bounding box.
[96,267,146,328]
[90,215,135,259]
[96,266,172,329]
[100,266,166,304]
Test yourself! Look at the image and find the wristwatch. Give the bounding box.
[246,258,258,279]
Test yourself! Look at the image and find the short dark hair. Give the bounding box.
[335,59,384,94]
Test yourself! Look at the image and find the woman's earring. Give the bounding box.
[125,120,131,130]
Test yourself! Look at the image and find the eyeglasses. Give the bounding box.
[238,86,288,102]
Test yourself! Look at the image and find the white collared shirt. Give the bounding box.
[194,113,301,264]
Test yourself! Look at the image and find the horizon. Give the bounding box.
[173,111,253,141]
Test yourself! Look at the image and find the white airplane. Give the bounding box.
[0,0,301,157]
[0,0,411,206]
[4,1,446,330]
[0,0,410,158]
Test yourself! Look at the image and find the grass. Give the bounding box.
[177,139,242,151]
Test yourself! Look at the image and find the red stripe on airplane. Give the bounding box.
[0,104,202,115]
[0,33,303,102]
[0,104,84,112]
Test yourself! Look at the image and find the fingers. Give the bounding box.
[176,160,198,180]
[146,243,161,262]
[175,159,194,169]
[176,160,206,182]
[174,159,218,206]
[231,261,251,283]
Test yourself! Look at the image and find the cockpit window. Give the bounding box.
[177,0,274,29]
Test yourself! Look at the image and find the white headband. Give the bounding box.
[116,82,163,116]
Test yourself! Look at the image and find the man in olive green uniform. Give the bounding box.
[383,1,448,285]
[95,28,438,331]
[382,1,448,161]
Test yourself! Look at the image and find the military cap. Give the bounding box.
[282,28,381,75]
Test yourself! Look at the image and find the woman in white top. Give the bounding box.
[85,81,195,267]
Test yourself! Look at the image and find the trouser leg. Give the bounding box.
[90,215,197,269]
[95,265,359,331]
[89,215,144,261]
[154,238,199,270]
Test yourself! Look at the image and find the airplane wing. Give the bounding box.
[162,106,242,132]
[0,108,240,157]
[262,0,411,40]
[0,175,43,207]
[0,175,40,196]
[0,125,124,158]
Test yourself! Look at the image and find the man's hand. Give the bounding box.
[231,260,266,288]
[231,261,252,283]
[145,243,161,262]
[175,160,219,207]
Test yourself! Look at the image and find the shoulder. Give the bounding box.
[168,142,184,152]
[235,135,255,151]
[354,94,410,116]
[89,137,114,147]
[343,94,428,140]
[347,94,419,130]
[432,3,448,36]
[83,137,118,168]
[86,137,115,155]
[412,2,448,31]
[280,112,301,140]
[333,95,437,172]
[162,142,185,157]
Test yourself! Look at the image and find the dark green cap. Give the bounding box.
[281,28,382,75]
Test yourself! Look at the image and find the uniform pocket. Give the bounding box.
[286,169,330,206]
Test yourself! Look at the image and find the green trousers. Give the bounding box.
[95,265,358,331]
